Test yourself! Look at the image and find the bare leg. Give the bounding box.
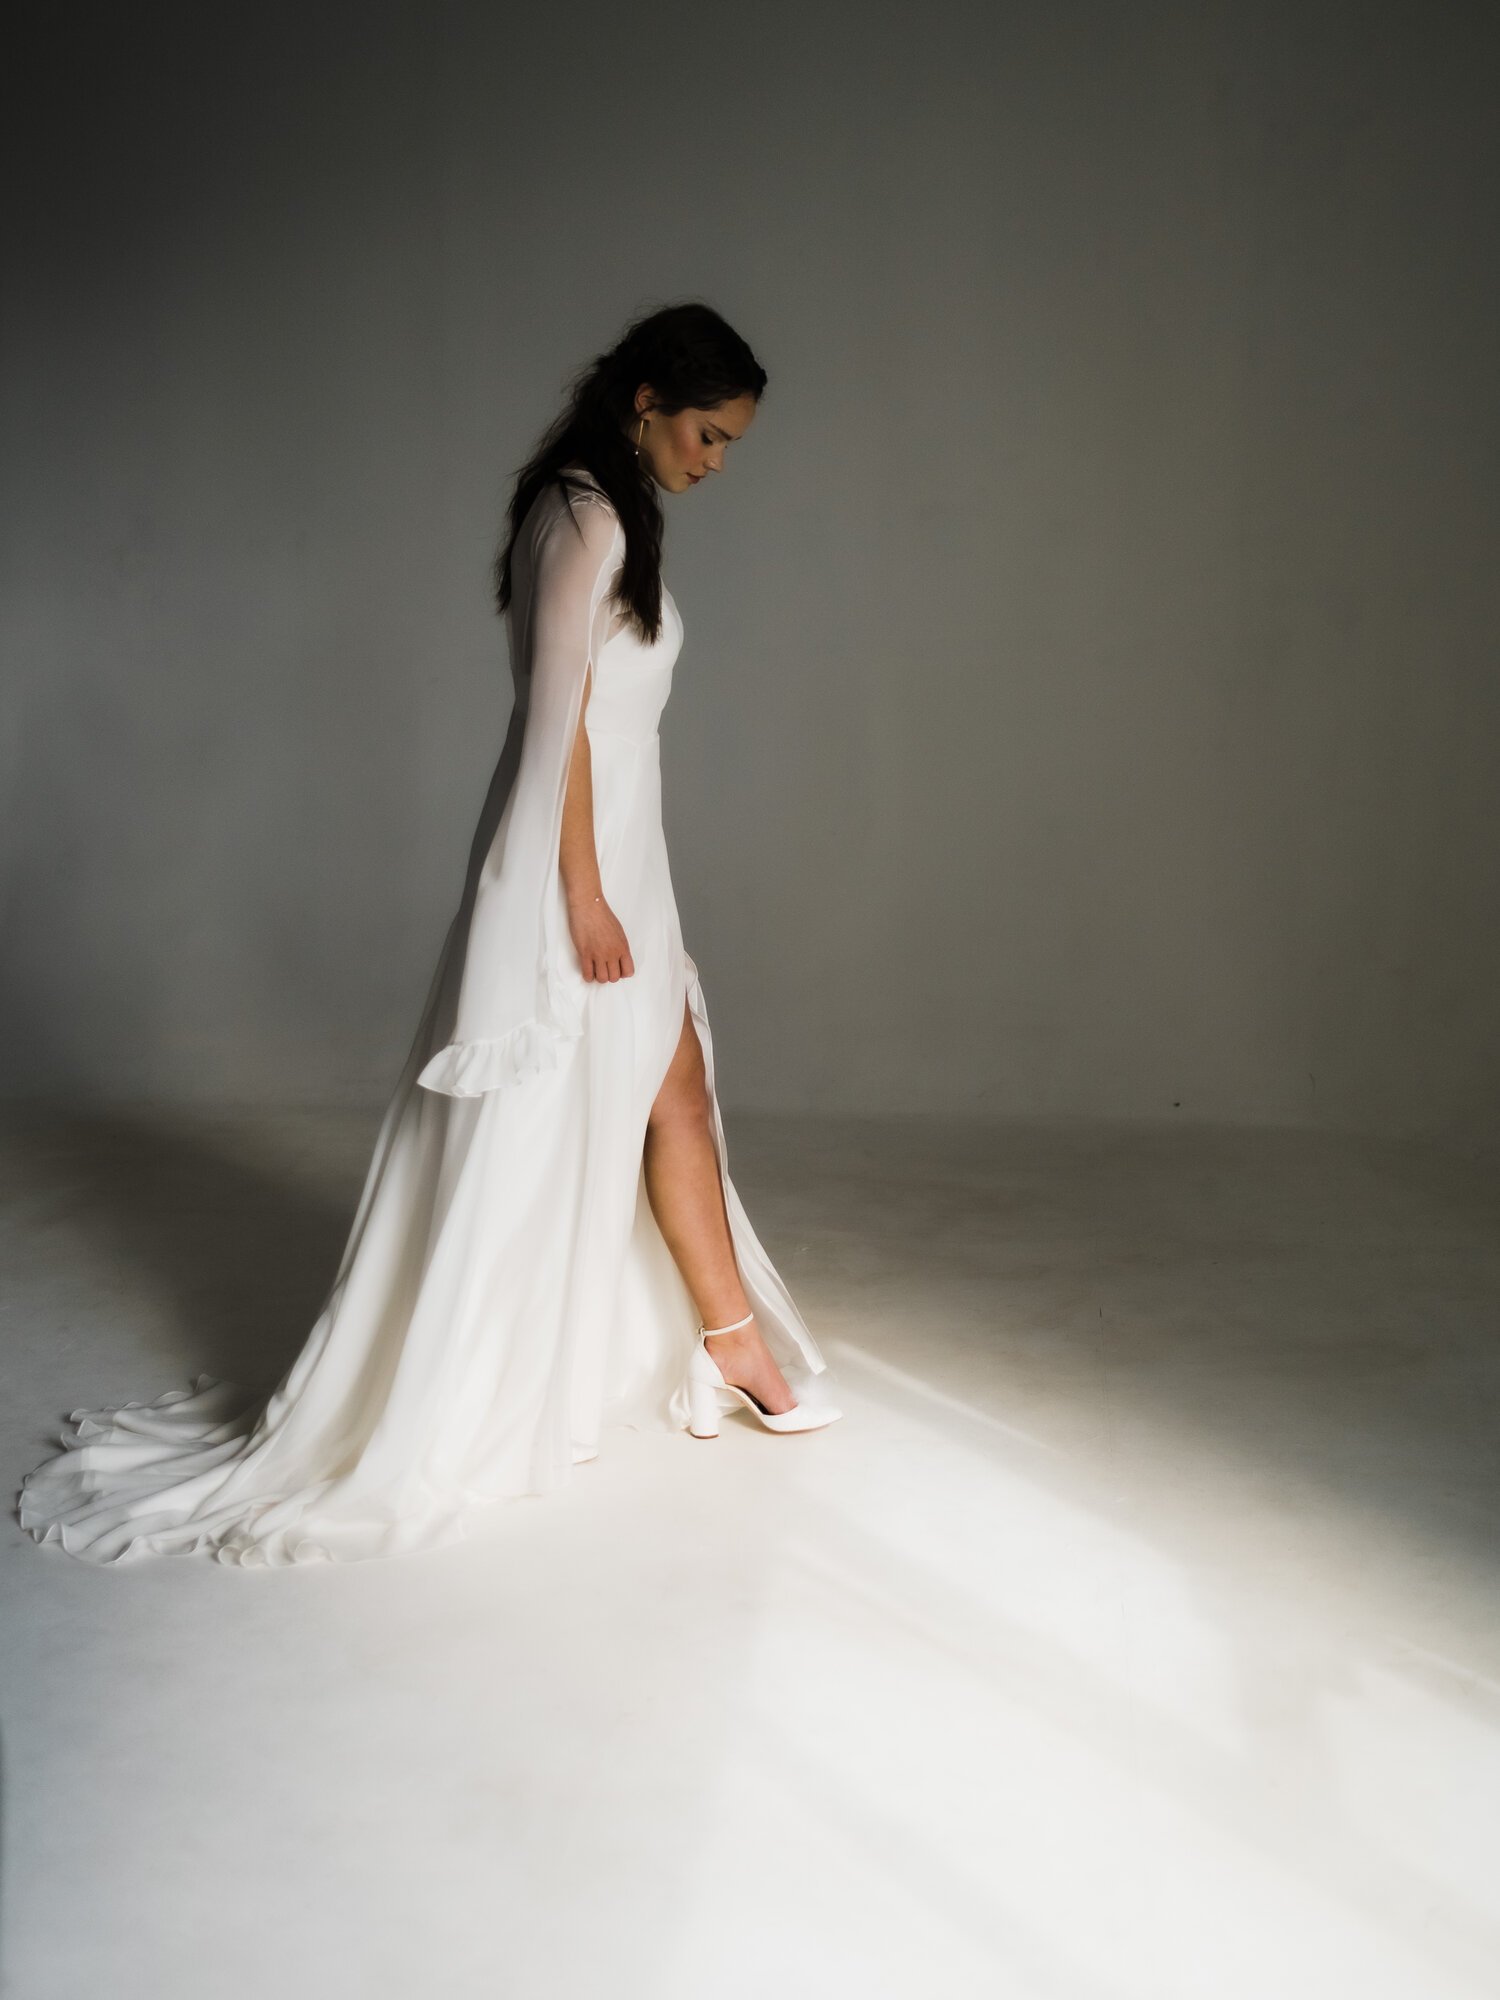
[643,1002,797,1416]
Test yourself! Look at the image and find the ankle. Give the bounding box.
[704,1326,755,1348]
[702,1309,756,1342]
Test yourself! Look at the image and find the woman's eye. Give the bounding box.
[701,432,713,445]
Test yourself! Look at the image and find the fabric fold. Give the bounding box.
[415,1014,582,1098]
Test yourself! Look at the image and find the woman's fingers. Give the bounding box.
[582,954,636,981]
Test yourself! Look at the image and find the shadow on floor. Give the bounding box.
[0,1100,380,1397]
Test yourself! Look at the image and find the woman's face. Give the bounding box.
[632,390,756,494]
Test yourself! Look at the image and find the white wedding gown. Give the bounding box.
[18,468,836,1566]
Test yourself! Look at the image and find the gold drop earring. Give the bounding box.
[634,414,646,455]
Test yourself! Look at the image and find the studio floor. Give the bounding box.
[2,1103,1497,2000]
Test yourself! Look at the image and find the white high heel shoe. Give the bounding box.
[685,1309,843,1439]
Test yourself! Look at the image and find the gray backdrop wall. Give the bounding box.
[3,2,1496,1136]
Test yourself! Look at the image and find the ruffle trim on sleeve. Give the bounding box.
[415,1015,583,1099]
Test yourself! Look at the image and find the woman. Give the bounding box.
[17,301,841,1568]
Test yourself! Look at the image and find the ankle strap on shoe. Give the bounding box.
[699,1309,755,1338]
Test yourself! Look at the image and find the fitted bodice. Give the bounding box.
[586,589,683,747]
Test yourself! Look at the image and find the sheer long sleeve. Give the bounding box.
[417,484,624,1098]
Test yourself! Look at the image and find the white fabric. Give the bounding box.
[417,471,623,1096]
[17,468,837,1567]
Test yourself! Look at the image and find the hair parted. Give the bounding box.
[494,300,768,644]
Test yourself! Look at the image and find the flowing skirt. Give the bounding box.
[17,739,832,1567]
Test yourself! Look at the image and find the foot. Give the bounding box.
[703,1315,798,1418]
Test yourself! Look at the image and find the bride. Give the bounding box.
[18,300,841,1568]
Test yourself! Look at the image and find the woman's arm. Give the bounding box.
[561,662,635,982]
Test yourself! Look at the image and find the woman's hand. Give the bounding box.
[568,890,635,982]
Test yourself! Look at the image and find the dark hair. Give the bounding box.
[494,300,768,643]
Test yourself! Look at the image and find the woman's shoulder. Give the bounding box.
[527,468,616,535]
[527,470,622,586]
[553,471,624,563]
[556,463,618,518]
